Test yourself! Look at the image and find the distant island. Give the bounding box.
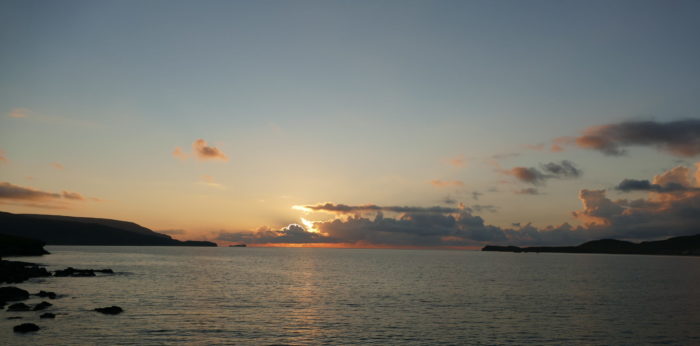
[482,234,700,256]
[229,244,247,247]
[0,211,216,247]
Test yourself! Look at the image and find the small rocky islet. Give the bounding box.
[1,234,123,334]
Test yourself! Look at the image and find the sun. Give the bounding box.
[300,217,319,233]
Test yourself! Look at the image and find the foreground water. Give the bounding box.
[2,246,699,345]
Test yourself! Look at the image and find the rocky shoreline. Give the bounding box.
[1,236,123,334]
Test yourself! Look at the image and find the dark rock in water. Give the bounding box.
[54,267,96,277]
[0,286,29,302]
[40,312,55,319]
[7,302,31,311]
[94,306,123,314]
[54,267,114,277]
[181,240,217,247]
[33,301,52,311]
[482,245,523,253]
[0,260,51,284]
[35,290,57,299]
[7,316,22,319]
[13,323,39,333]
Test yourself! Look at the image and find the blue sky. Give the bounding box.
[1,0,699,246]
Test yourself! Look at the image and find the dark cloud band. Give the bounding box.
[575,119,700,157]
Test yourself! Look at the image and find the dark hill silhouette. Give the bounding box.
[0,234,50,257]
[0,211,216,247]
[21,214,171,239]
[483,234,700,256]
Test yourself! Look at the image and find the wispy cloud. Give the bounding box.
[50,162,64,170]
[430,179,464,187]
[0,181,93,209]
[172,147,188,160]
[8,108,29,118]
[446,155,467,167]
[514,188,540,195]
[61,191,85,200]
[0,182,61,201]
[294,202,460,215]
[197,175,226,189]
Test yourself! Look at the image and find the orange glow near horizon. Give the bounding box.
[239,242,481,250]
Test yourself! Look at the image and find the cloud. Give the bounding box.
[309,209,582,247]
[502,160,582,185]
[218,224,335,244]
[172,147,188,160]
[8,108,29,118]
[503,167,545,184]
[0,150,7,163]
[0,182,60,201]
[515,188,540,195]
[482,152,522,168]
[616,179,699,193]
[550,144,564,152]
[430,179,464,187]
[541,160,581,178]
[524,143,545,151]
[491,153,521,160]
[229,202,581,247]
[50,162,64,170]
[61,191,85,200]
[470,204,498,213]
[446,155,467,167]
[222,164,700,247]
[197,175,225,189]
[295,202,460,215]
[442,196,457,205]
[573,119,700,157]
[572,163,700,239]
[172,139,228,161]
[616,166,700,193]
[193,139,228,161]
[0,181,91,209]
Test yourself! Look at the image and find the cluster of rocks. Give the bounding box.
[1,261,114,284]
[1,261,123,334]
[53,267,114,277]
[0,260,51,284]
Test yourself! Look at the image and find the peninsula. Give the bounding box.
[0,211,216,247]
[482,234,700,256]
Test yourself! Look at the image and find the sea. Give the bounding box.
[2,246,699,345]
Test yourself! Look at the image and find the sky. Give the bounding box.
[1,0,699,247]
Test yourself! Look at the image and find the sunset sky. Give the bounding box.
[1,0,699,247]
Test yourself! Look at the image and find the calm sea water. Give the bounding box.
[2,246,699,345]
